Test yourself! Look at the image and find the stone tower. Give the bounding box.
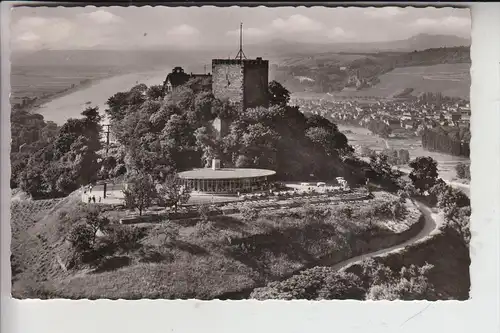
[211,57,269,111]
[210,24,269,141]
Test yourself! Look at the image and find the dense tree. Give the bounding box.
[409,156,439,193]
[100,77,363,186]
[146,85,166,100]
[366,263,435,301]
[368,120,392,138]
[268,80,290,107]
[122,174,158,216]
[250,267,366,300]
[445,206,471,245]
[422,127,470,157]
[157,174,191,212]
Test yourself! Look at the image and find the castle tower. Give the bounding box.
[211,23,269,111]
[211,57,269,111]
[210,23,269,141]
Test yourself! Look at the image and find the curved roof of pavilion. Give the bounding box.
[177,168,276,180]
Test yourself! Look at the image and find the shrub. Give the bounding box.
[366,263,435,301]
[455,162,471,180]
[303,204,328,223]
[68,223,95,253]
[231,241,257,256]
[340,206,354,219]
[194,220,217,238]
[373,202,392,219]
[391,201,408,220]
[156,222,180,248]
[197,204,211,223]
[106,226,147,252]
[240,206,260,222]
[317,271,366,300]
[250,267,366,300]
[84,207,111,243]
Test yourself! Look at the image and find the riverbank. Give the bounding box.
[12,73,117,114]
[32,68,171,125]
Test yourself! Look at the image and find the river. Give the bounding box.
[338,125,470,183]
[35,69,170,125]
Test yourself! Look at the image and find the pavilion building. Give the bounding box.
[177,159,275,195]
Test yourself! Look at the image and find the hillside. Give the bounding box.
[11,190,423,299]
[324,63,470,100]
[273,47,470,96]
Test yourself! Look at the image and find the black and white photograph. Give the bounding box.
[8,5,472,301]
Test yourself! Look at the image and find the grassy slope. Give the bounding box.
[11,192,82,297]
[12,191,422,299]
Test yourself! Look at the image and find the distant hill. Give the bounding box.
[272,46,470,96]
[11,33,469,70]
[247,33,470,57]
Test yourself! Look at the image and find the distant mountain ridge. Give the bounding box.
[12,33,470,66]
[245,33,471,57]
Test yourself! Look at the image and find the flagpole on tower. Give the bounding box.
[235,22,246,60]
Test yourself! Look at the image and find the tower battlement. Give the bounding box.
[212,58,269,66]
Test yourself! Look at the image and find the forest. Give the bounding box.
[421,126,471,157]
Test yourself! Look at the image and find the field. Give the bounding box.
[327,63,470,99]
[11,189,423,299]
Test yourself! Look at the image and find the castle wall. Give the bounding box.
[212,61,244,110]
[243,61,269,109]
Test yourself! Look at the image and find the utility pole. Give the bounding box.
[103,124,111,199]
[104,124,111,154]
[235,22,247,60]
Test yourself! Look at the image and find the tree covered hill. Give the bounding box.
[104,78,359,183]
[10,78,372,200]
[11,107,103,199]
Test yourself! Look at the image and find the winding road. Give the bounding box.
[235,201,442,299]
[332,201,441,272]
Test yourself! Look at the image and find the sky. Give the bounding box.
[9,6,471,51]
